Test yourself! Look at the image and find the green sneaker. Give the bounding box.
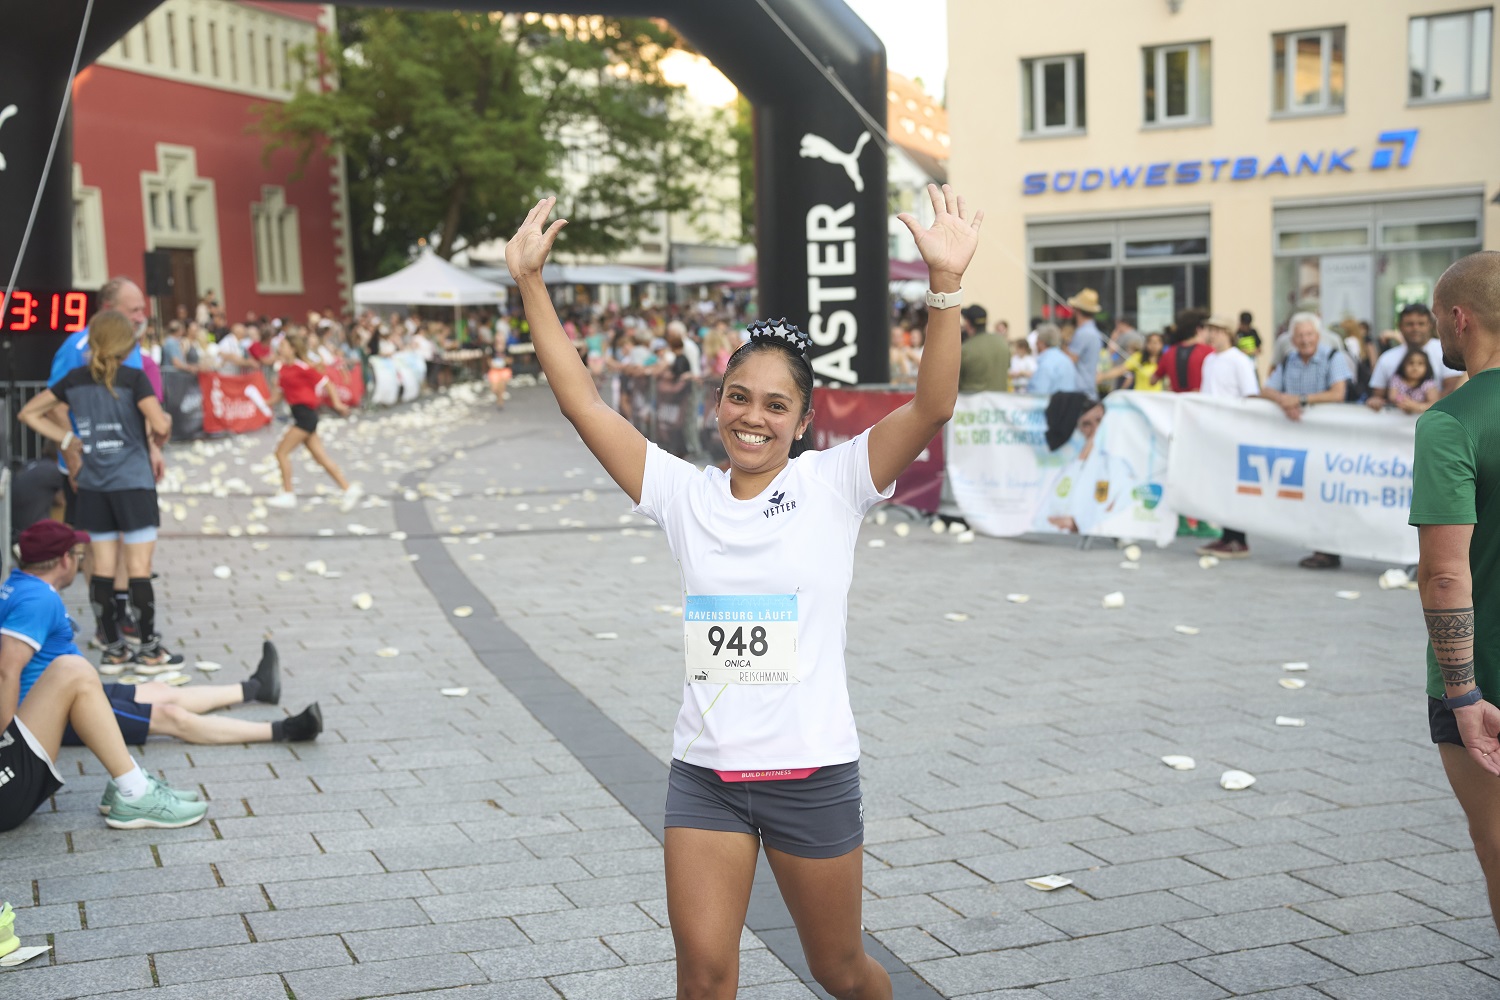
[0,902,18,960]
[104,777,208,830]
[98,774,201,816]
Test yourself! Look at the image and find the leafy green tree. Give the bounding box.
[730,95,755,243]
[257,10,732,279]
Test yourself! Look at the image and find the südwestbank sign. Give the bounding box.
[1021,128,1418,196]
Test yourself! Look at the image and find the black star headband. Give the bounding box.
[745,318,812,358]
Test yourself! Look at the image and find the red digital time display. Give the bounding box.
[2,290,93,334]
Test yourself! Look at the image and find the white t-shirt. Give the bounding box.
[633,430,893,770]
[1369,340,1454,390]
[1199,347,1259,399]
[680,338,703,378]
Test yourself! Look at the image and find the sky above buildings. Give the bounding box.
[660,1,949,107]
[845,0,949,100]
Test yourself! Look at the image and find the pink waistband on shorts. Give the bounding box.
[713,767,820,782]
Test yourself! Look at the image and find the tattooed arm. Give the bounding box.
[1418,523,1500,774]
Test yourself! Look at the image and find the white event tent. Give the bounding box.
[352,249,508,307]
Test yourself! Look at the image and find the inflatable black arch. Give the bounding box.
[0,0,890,383]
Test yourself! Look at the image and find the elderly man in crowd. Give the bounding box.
[1366,302,1464,409]
[1260,312,1352,569]
[1026,323,1079,396]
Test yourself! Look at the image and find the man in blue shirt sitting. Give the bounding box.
[1027,323,1081,396]
[0,521,205,830]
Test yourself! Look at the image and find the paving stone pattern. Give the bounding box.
[2,383,1495,998]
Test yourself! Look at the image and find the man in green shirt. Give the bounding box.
[957,305,1010,393]
[1411,250,1500,933]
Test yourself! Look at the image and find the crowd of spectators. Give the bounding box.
[937,286,1460,566]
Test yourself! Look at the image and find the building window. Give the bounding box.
[188,16,200,74]
[1021,54,1085,136]
[139,144,223,315]
[1273,27,1345,114]
[228,25,238,81]
[247,30,257,86]
[1143,42,1211,126]
[72,164,108,291]
[265,34,276,91]
[1409,8,1493,103]
[166,12,178,69]
[209,21,219,78]
[251,186,303,294]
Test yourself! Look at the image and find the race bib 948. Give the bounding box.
[684,594,799,685]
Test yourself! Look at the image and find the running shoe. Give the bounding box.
[134,637,185,667]
[339,484,364,513]
[101,642,133,666]
[266,492,298,509]
[1196,539,1250,559]
[98,774,201,815]
[0,902,17,960]
[104,778,208,829]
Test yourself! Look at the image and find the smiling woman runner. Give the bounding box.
[505,184,981,1000]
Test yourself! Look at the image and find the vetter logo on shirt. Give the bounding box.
[1237,445,1307,500]
[764,491,796,518]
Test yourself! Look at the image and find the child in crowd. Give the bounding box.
[1387,348,1441,414]
[1008,338,1037,393]
[267,332,363,512]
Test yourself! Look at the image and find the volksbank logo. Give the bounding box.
[1237,445,1307,500]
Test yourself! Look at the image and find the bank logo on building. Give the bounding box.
[1237,445,1307,500]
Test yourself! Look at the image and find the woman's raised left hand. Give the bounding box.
[897,183,983,285]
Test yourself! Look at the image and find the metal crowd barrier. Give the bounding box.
[4,380,51,465]
[599,370,727,462]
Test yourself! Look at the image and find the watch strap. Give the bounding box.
[1442,687,1484,710]
[925,287,963,310]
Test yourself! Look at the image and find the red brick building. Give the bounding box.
[71,0,352,323]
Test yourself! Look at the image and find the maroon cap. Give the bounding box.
[18,520,90,564]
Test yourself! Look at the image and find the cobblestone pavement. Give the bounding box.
[3,383,1497,999]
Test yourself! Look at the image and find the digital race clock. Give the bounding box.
[2,289,95,334]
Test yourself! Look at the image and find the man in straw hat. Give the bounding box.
[1064,287,1105,400]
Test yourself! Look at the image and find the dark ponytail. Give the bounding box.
[722,318,816,456]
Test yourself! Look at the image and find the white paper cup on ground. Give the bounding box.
[1024,875,1073,891]
[1102,591,1125,609]
[1219,769,1257,790]
[1275,716,1306,727]
[1161,755,1196,770]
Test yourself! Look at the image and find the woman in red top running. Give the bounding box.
[267,332,362,512]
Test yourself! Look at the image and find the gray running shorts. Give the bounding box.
[665,759,863,859]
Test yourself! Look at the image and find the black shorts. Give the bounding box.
[290,404,320,434]
[0,717,64,832]
[62,683,152,747]
[74,488,160,536]
[1430,697,1465,747]
[665,759,863,859]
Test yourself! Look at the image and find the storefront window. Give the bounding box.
[1273,195,1482,334]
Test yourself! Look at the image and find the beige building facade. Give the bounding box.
[947,0,1499,345]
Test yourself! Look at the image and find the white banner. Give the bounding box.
[946,392,1419,563]
[945,392,1178,545]
[1168,395,1417,564]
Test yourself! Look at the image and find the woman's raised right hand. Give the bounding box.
[505,197,567,281]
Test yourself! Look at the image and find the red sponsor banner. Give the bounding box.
[322,365,364,409]
[811,386,944,513]
[199,371,275,435]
